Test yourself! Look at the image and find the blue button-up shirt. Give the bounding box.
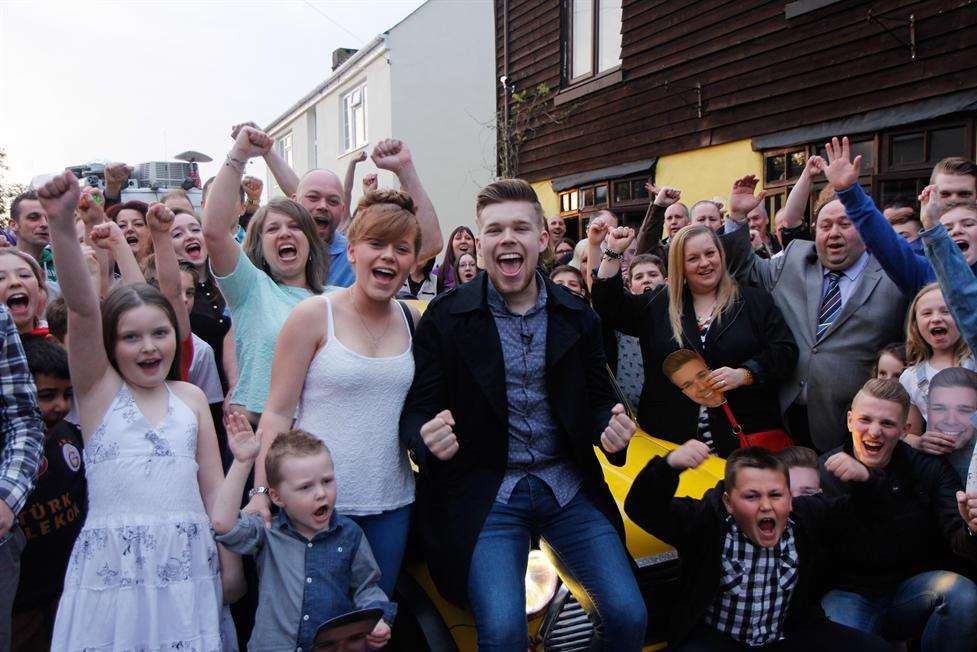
[487,276,582,507]
[328,231,356,288]
[216,510,395,651]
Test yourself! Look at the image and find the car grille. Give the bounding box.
[540,550,680,652]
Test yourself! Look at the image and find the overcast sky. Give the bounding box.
[0,0,426,192]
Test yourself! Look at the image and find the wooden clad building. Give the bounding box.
[496,0,977,238]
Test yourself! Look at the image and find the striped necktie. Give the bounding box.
[816,271,842,339]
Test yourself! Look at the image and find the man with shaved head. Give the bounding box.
[234,122,444,287]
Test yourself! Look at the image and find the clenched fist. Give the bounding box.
[666,439,711,471]
[232,126,273,160]
[90,221,125,251]
[601,404,636,453]
[242,176,263,202]
[372,139,413,173]
[37,170,82,226]
[605,226,635,254]
[147,202,176,233]
[824,452,869,482]
[420,409,459,461]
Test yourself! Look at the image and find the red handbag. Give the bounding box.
[720,401,794,452]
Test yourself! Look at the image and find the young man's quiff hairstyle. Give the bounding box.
[661,348,702,381]
[853,378,911,420]
[931,157,977,184]
[265,429,331,488]
[929,366,977,396]
[724,447,789,490]
[475,179,545,228]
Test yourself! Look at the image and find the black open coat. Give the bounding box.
[399,273,628,606]
[592,273,797,456]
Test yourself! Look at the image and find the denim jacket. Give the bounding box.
[921,224,977,354]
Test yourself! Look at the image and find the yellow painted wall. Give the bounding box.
[654,139,763,208]
[532,180,561,217]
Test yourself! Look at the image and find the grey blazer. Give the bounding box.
[723,225,908,451]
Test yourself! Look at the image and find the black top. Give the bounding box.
[819,440,977,596]
[399,274,627,606]
[190,276,230,391]
[14,421,87,610]
[592,273,798,456]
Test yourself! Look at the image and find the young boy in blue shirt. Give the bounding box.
[212,414,394,651]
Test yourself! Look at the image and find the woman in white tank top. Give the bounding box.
[247,190,425,595]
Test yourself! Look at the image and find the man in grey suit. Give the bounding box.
[722,174,908,452]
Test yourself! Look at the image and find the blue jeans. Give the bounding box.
[348,504,411,597]
[822,571,977,652]
[467,476,646,652]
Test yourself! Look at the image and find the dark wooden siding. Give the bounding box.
[496,0,977,181]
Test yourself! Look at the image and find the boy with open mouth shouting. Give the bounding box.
[624,442,891,651]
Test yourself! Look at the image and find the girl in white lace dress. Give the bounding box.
[38,173,230,651]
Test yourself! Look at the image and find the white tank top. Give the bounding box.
[294,295,415,515]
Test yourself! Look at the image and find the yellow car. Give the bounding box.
[392,303,724,651]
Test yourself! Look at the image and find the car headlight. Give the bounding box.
[525,549,559,617]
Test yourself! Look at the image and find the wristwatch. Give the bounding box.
[248,486,270,499]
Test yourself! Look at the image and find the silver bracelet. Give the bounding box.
[224,154,247,174]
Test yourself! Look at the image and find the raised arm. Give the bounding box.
[372,139,444,262]
[90,221,144,287]
[211,412,260,535]
[38,171,111,396]
[722,175,779,290]
[147,204,191,340]
[585,216,612,291]
[205,126,271,276]
[635,186,678,257]
[780,156,822,229]
[340,150,368,232]
[820,136,931,296]
[592,226,650,336]
[920,185,977,354]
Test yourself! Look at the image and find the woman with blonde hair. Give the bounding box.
[592,223,797,456]
[0,248,49,335]
[898,282,975,444]
[246,189,421,596]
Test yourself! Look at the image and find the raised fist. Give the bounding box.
[230,121,259,140]
[89,221,124,251]
[957,491,977,533]
[147,202,176,233]
[37,170,82,226]
[654,187,681,207]
[242,176,263,202]
[363,173,378,193]
[605,226,635,254]
[601,404,636,453]
[77,187,106,227]
[420,409,459,461]
[803,155,825,179]
[353,149,369,163]
[728,175,765,221]
[824,452,869,482]
[372,139,412,173]
[918,184,941,231]
[232,126,273,160]
[666,439,711,471]
[103,162,132,192]
[587,216,611,246]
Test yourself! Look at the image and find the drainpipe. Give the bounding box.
[499,0,510,177]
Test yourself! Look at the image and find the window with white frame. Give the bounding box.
[277,132,293,168]
[342,85,367,152]
[306,107,318,168]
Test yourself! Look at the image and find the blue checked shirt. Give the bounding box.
[0,305,44,543]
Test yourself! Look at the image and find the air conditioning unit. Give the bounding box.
[134,161,193,189]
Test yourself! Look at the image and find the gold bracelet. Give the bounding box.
[741,368,754,385]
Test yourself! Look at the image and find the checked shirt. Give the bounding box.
[702,516,799,646]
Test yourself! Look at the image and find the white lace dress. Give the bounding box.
[51,383,223,651]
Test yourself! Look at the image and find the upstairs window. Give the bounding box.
[568,0,622,83]
[341,85,367,152]
[277,132,293,169]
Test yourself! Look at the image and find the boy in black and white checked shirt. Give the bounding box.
[624,443,891,651]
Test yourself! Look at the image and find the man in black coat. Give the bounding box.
[400,179,646,651]
[819,378,977,650]
[624,442,891,651]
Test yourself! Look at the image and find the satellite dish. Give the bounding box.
[174,150,212,163]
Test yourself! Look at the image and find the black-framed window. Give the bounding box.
[566,0,622,84]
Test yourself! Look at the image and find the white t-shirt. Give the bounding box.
[189,333,224,404]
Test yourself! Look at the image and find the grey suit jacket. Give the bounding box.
[723,225,908,451]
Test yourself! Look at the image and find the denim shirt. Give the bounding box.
[922,224,977,356]
[487,276,583,507]
[216,510,395,652]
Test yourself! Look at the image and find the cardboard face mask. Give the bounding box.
[664,350,724,408]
